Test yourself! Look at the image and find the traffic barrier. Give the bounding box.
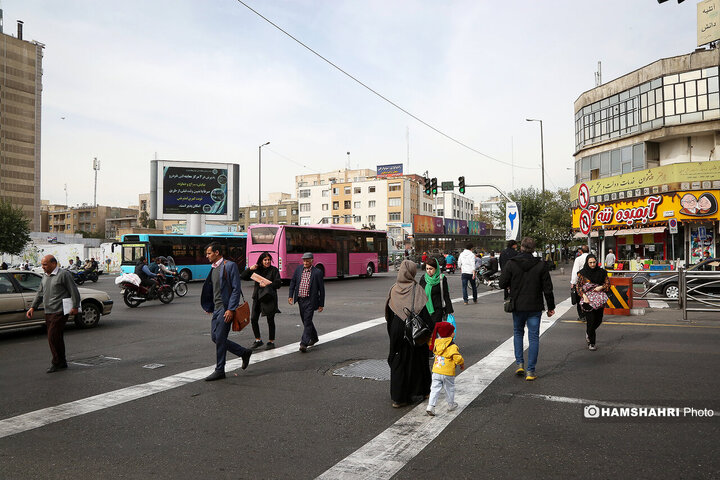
[604,277,633,315]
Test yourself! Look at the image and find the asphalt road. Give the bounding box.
[1,268,718,479]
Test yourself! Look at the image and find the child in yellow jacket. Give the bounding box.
[427,321,464,416]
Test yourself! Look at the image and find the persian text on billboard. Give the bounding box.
[163,166,228,215]
[377,163,403,178]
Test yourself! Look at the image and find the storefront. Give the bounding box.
[571,163,720,266]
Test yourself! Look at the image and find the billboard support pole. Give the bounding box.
[187,214,205,235]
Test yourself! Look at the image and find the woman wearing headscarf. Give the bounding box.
[418,257,453,330]
[385,260,432,408]
[240,252,282,350]
[575,254,610,351]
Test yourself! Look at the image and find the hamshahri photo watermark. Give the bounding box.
[583,404,716,422]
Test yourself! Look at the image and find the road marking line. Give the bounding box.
[0,290,499,439]
[560,320,720,329]
[317,298,573,480]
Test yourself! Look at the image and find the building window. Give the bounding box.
[322,204,329,211]
[333,201,339,210]
[300,203,311,212]
[437,209,444,216]
[292,209,298,215]
[388,183,401,192]
[300,216,311,225]
[261,210,267,217]
[278,209,287,217]
[332,187,339,195]
[332,216,340,224]
[299,189,311,198]
[369,186,376,193]
[354,215,361,222]
[250,211,257,219]
[322,190,329,197]
[369,200,376,208]
[388,197,401,207]
[354,187,362,194]
[344,200,351,209]
[344,186,351,194]
[388,212,401,221]
[354,201,361,208]
[368,215,376,222]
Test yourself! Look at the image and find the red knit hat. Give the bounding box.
[429,321,455,350]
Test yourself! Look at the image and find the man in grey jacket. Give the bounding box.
[26,255,81,373]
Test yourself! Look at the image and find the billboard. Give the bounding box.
[468,221,488,236]
[698,0,720,46]
[413,215,444,234]
[376,163,403,178]
[444,219,468,235]
[151,160,239,221]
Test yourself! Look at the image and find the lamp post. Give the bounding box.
[258,141,270,224]
[526,118,545,195]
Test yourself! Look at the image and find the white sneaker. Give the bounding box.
[426,407,436,416]
[448,402,459,411]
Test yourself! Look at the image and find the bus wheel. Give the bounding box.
[366,263,374,277]
[179,269,191,282]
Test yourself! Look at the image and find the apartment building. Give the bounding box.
[238,192,298,231]
[434,191,475,221]
[45,204,138,237]
[0,19,44,230]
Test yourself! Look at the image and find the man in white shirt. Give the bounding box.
[571,245,590,320]
[458,243,478,304]
[604,249,616,269]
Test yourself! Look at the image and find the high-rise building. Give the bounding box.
[0,18,44,230]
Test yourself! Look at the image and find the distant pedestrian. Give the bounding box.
[1,261,7,270]
[26,255,80,373]
[499,240,519,299]
[241,251,282,350]
[426,321,464,416]
[288,252,325,352]
[421,252,428,264]
[200,242,252,381]
[418,257,453,329]
[571,245,590,321]
[575,254,609,351]
[498,237,555,381]
[604,249,616,269]
[458,243,477,305]
[385,260,432,408]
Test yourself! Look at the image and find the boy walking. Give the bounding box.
[427,321,464,416]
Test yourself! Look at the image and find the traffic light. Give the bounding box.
[423,177,431,195]
[431,177,438,195]
[458,176,466,194]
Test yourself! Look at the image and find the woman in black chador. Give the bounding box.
[385,260,432,408]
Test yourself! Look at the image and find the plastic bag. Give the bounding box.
[446,313,457,339]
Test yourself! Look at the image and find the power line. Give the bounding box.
[265,147,322,173]
[234,0,539,171]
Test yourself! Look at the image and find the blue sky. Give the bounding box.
[6,0,699,208]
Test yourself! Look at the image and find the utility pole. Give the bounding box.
[92,157,100,206]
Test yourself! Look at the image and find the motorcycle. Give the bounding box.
[475,266,500,290]
[162,256,188,297]
[445,261,456,274]
[118,275,174,307]
[72,268,98,285]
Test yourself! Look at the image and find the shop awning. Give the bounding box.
[613,226,667,236]
[638,226,667,234]
[574,229,617,239]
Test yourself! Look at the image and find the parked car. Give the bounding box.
[639,258,720,299]
[0,270,113,330]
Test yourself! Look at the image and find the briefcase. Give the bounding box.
[232,299,251,331]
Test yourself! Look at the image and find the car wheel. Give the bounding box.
[123,290,142,308]
[158,287,175,304]
[663,283,680,300]
[179,269,191,282]
[75,302,101,328]
[174,282,188,297]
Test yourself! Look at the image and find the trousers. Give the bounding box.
[298,297,318,347]
[45,312,68,366]
[210,307,249,372]
[428,372,456,407]
[250,299,276,340]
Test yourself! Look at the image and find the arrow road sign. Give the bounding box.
[580,209,592,235]
[579,183,590,209]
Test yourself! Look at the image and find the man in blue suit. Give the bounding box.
[201,242,252,381]
[288,252,325,352]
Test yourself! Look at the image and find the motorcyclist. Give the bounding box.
[134,257,159,296]
[157,256,174,276]
[67,259,79,272]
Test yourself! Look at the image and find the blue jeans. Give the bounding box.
[461,273,477,302]
[512,311,541,372]
[211,307,249,372]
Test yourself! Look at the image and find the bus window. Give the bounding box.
[365,236,376,252]
[122,245,145,264]
[251,227,278,244]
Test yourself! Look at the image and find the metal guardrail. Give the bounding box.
[679,268,720,321]
[605,269,680,302]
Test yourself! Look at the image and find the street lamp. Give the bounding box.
[258,141,270,223]
[526,118,545,195]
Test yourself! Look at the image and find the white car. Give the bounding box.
[0,270,113,330]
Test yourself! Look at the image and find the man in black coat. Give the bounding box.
[499,237,555,382]
[288,252,325,352]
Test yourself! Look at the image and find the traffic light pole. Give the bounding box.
[464,183,512,202]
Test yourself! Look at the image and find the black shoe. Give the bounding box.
[205,370,225,381]
[473,299,477,303]
[251,340,264,349]
[241,350,252,370]
[46,363,68,373]
[308,339,318,347]
[299,344,308,353]
[266,342,275,350]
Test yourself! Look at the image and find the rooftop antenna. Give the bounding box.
[64,183,68,206]
[346,151,350,170]
[595,61,602,86]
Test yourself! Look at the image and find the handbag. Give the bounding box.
[232,294,251,331]
[571,287,580,305]
[403,286,431,346]
[503,297,515,313]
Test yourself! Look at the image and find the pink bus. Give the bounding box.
[246,224,388,280]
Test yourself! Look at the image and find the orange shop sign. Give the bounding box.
[572,190,720,229]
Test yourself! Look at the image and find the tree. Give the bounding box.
[0,200,31,255]
[496,188,572,251]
